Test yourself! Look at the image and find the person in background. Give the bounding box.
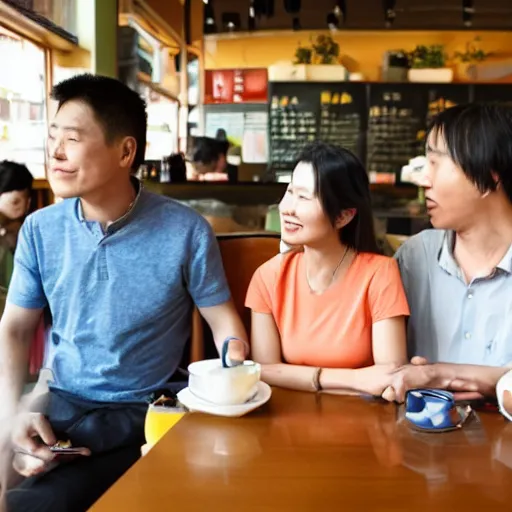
[190,134,238,183]
[387,104,512,402]
[246,142,409,396]
[0,160,33,275]
[0,74,248,512]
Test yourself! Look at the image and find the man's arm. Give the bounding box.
[0,303,43,417]
[383,358,508,402]
[199,301,248,362]
[186,218,248,363]
[431,362,508,397]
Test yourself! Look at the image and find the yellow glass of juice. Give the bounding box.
[144,397,187,447]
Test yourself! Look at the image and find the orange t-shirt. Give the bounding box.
[245,251,410,369]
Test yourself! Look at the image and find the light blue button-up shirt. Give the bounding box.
[396,229,512,366]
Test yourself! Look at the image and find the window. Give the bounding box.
[0,26,47,178]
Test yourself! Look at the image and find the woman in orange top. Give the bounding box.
[245,142,410,398]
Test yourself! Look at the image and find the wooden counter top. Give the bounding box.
[91,388,512,511]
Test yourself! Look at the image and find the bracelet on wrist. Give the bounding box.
[312,367,323,392]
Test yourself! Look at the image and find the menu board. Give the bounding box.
[268,82,367,172]
[269,88,319,171]
[367,85,427,184]
[318,84,365,157]
[205,69,268,104]
[425,85,470,126]
[267,81,505,181]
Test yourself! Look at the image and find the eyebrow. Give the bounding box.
[426,143,447,156]
[289,184,314,194]
[49,123,84,133]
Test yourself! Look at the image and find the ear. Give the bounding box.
[119,137,137,169]
[334,208,356,229]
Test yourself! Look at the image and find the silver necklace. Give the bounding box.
[306,246,350,294]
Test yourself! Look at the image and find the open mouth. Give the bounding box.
[425,198,437,210]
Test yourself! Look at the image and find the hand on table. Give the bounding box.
[381,357,479,403]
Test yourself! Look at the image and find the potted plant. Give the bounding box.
[269,35,346,82]
[453,37,492,81]
[407,45,453,83]
[294,44,313,65]
[312,35,340,65]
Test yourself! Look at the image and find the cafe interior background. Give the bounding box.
[1,0,512,251]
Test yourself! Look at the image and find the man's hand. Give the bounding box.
[11,412,57,477]
[226,338,247,365]
[381,358,478,403]
[12,413,91,477]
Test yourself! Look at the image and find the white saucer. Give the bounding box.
[177,381,272,418]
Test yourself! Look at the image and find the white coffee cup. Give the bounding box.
[188,358,261,406]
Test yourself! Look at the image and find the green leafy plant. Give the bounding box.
[294,43,313,64]
[408,45,447,69]
[312,35,340,64]
[453,37,492,63]
[294,35,340,65]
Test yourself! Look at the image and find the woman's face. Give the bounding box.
[279,162,338,247]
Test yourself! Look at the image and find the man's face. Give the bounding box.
[47,100,134,199]
[419,129,486,231]
[0,189,30,220]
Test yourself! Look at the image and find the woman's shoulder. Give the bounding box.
[255,250,302,283]
[354,252,399,275]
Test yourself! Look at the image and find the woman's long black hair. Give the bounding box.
[295,141,379,254]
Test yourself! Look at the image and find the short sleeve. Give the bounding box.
[7,216,47,309]
[186,217,231,308]
[368,257,410,323]
[394,242,412,293]
[245,256,282,314]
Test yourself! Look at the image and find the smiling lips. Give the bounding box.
[283,219,302,232]
[50,168,76,177]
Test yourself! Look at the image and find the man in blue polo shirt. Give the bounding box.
[0,74,248,511]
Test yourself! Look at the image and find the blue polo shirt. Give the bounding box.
[7,184,231,403]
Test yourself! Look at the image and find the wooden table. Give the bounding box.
[91,389,512,511]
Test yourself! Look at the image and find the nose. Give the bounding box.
[48,137,66,161]
[415,163,433,188]
[279,192,295,216]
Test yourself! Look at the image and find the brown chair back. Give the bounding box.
[190,233,281,362]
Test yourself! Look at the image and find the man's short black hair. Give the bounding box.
[192,137,229,165]
[0,160,33,194]
[428,103,512,203]
[51,74,147,171]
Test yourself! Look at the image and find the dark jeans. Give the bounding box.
[6,386,179,512]
[7,444,141,512]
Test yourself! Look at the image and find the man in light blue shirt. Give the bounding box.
[0,74,248,511]
[386,104,512,401]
